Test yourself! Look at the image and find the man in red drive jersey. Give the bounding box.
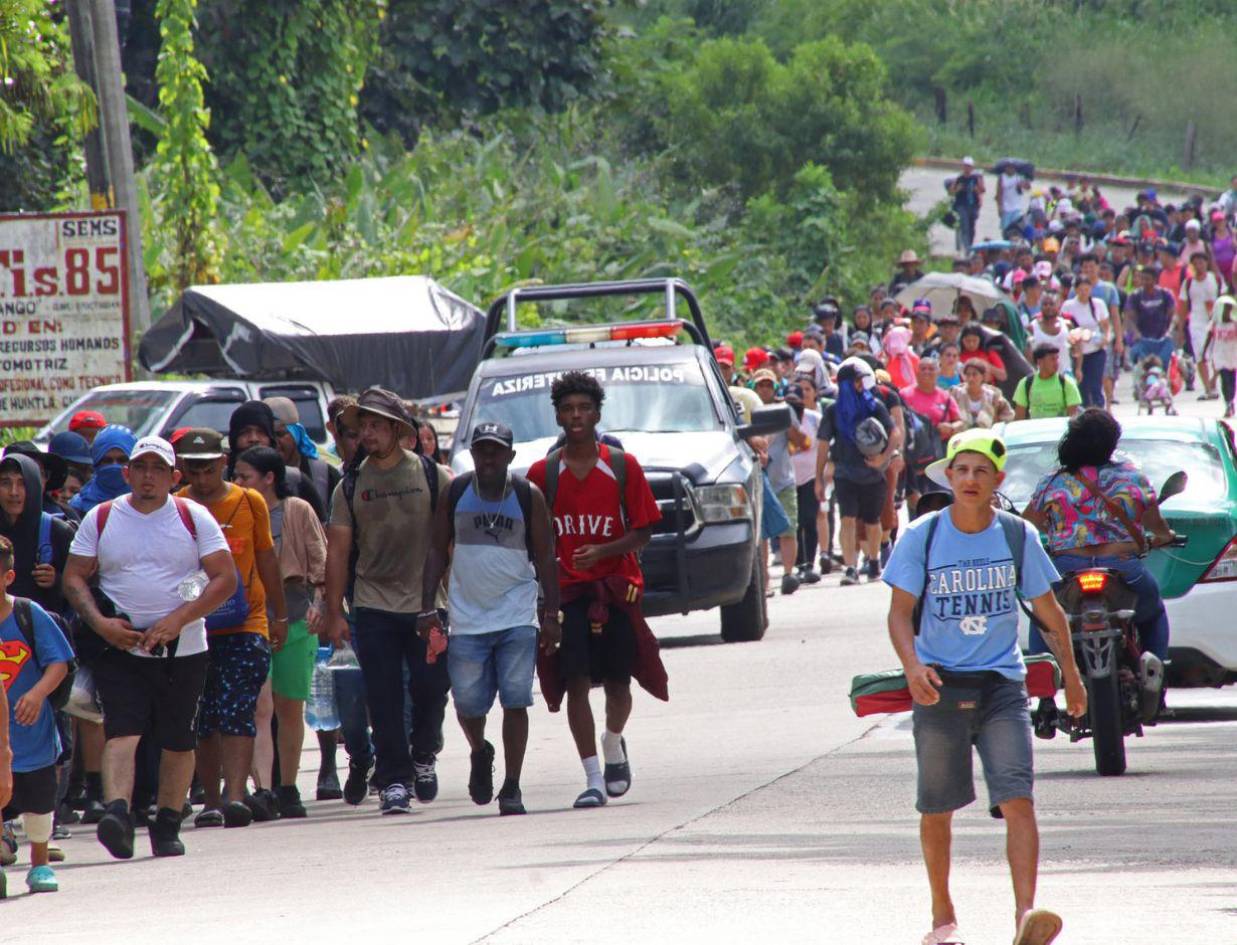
[527,371,662,809]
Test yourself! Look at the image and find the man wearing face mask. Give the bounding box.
[68,426,137,517]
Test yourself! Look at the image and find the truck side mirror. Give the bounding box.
[737,404,792,439]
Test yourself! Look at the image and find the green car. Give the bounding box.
[994,417,1237,687]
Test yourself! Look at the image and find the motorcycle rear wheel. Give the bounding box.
[1087,670,1127,776]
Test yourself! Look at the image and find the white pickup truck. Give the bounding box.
[33,380,337,451]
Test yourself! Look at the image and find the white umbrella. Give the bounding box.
[894,272,1011,320]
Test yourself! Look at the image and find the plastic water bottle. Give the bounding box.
[327,643,360,671]
[177,571,209,602]
[305,647,339,731]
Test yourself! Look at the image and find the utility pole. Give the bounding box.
[85,0,152,336]
[64,0,112,210]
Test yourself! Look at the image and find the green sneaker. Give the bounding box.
[26,865,58,893]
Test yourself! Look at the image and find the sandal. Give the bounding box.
[1014,909,1062,945]
[921,923,966,945]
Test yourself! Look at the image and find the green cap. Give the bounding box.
[926,428,1008,489]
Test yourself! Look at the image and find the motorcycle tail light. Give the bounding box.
[1077,571,1108,593]
[1200,537,1237,583]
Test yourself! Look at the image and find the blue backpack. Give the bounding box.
[37,512,54,566]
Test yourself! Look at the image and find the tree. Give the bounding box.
[361,0,609,144]
[148,0,221,292]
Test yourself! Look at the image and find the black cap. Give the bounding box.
[1032,343,1059,361]
[470,422,514,449]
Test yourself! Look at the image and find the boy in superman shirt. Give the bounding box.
[0,535,73,895]
[527,371,665,809]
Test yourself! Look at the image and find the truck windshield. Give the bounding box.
[472,360,722,442]
[38,390,179,440]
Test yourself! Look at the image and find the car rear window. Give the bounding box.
[1002,437,1229,507]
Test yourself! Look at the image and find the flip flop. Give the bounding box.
[921,923,966,945]
[1013,909,1062,945]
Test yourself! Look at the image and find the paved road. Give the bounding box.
[16,385,1237,943]
[900,166,1195,258]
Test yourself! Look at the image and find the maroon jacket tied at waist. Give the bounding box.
[536,575,669,712]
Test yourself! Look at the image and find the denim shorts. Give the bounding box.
[911,672,1033,815]
[448,625,538,718]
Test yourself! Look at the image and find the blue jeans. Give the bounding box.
[1029,554,1169,659]
[956,208,978,253]
[1079,349,1107,408]
[447,626,537,717]
[1131,336,1175,371]
[352,607,450,789]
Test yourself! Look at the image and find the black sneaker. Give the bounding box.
[344,760,373,806]
[316,770,343,801]
[840,566,859,586]
[149,807,185,857]
[412,753,438,803]
[97,800,135,860]
[56,802,80,826]
[818,554,833,576]
[497,780,525,816]
[244,789,280,822]
[797,566,822,585]
[223,800,253,828]
[780,572,800,595]
[379,783,411,815]
[194,808,225,828]
[469,741,495,805]
[866,558,881,582]
[277,785,307,819]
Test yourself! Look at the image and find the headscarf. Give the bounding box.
[227,400,278,475]
[69,424,137,515]
[288,423,318,459]
[882,325,918,388]
[834,360,878,444]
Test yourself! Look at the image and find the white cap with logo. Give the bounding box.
[129,435,176,468]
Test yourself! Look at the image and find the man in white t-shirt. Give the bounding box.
[1178,250,1220,400]
[1059,276,1110,407]
[64,436,235,861]
[1027,292,1076,377]
[997,170,1029,234]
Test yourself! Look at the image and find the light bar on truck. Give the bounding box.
[495,319,684,349]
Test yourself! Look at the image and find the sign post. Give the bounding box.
[0,210,132,428]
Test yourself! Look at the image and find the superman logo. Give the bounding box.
[0,640,31,691]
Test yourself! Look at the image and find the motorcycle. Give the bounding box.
[1033,471,1189,776]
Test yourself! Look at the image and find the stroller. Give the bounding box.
[1134,354,1180,415]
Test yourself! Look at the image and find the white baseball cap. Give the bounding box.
[962,155,975,167]
[129,435,176,468]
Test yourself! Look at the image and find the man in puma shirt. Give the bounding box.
[526,371,661,808]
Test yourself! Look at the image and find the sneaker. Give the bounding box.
[572,787,607,809]
[818,554,833,575]
[866,558,881,582]
[604,737,631,798]
[277,784,307,819]
[96,800,135,859]
[412,754,439,803]
[189,783,206,806]
[194,808,225,829]
[469,741,496,805]
[51,822,71,841]
[56,802,80,826]
[25,865,57,893]
[244,789,280,822]
[222,800,253,828]
[149,808,185,857]
[879,540,892,568]
[380,783,411,815]
[344,759,373,806]
[316,770,343,801]
[780,572,800,596]
[80,797,105,825]
[797,566,822,584]
[0,824,15,866]
[497,780,525,816]
[840,567,859,586]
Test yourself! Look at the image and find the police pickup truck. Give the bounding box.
[449,279,790,642]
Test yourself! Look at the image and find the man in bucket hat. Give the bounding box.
[323,388,452,815]
[884,429,1085,945]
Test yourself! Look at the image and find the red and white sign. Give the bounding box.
[0,210,131,427]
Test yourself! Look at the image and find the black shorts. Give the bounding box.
[94,649,210,752]
[560,597,636,687]
[834,476,887,525]
[2,764,57,818]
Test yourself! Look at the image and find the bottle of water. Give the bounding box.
[177,570,209,602]
[327,643,360,671]
[305,646,339,731]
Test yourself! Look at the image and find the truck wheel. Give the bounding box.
[720,558,767,643]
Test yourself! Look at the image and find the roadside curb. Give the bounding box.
[912,156,1214,197]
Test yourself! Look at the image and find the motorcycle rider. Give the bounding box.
[1022,409,1177,713]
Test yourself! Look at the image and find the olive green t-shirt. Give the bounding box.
[1013,371,1082,419]
[330,450,451,614]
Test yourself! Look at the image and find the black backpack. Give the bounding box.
[13,597,77,710]
[445,472,536,562]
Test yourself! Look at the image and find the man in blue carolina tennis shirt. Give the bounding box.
[884,429,1085,945]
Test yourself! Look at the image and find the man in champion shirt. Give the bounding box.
[526,371,662,808]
